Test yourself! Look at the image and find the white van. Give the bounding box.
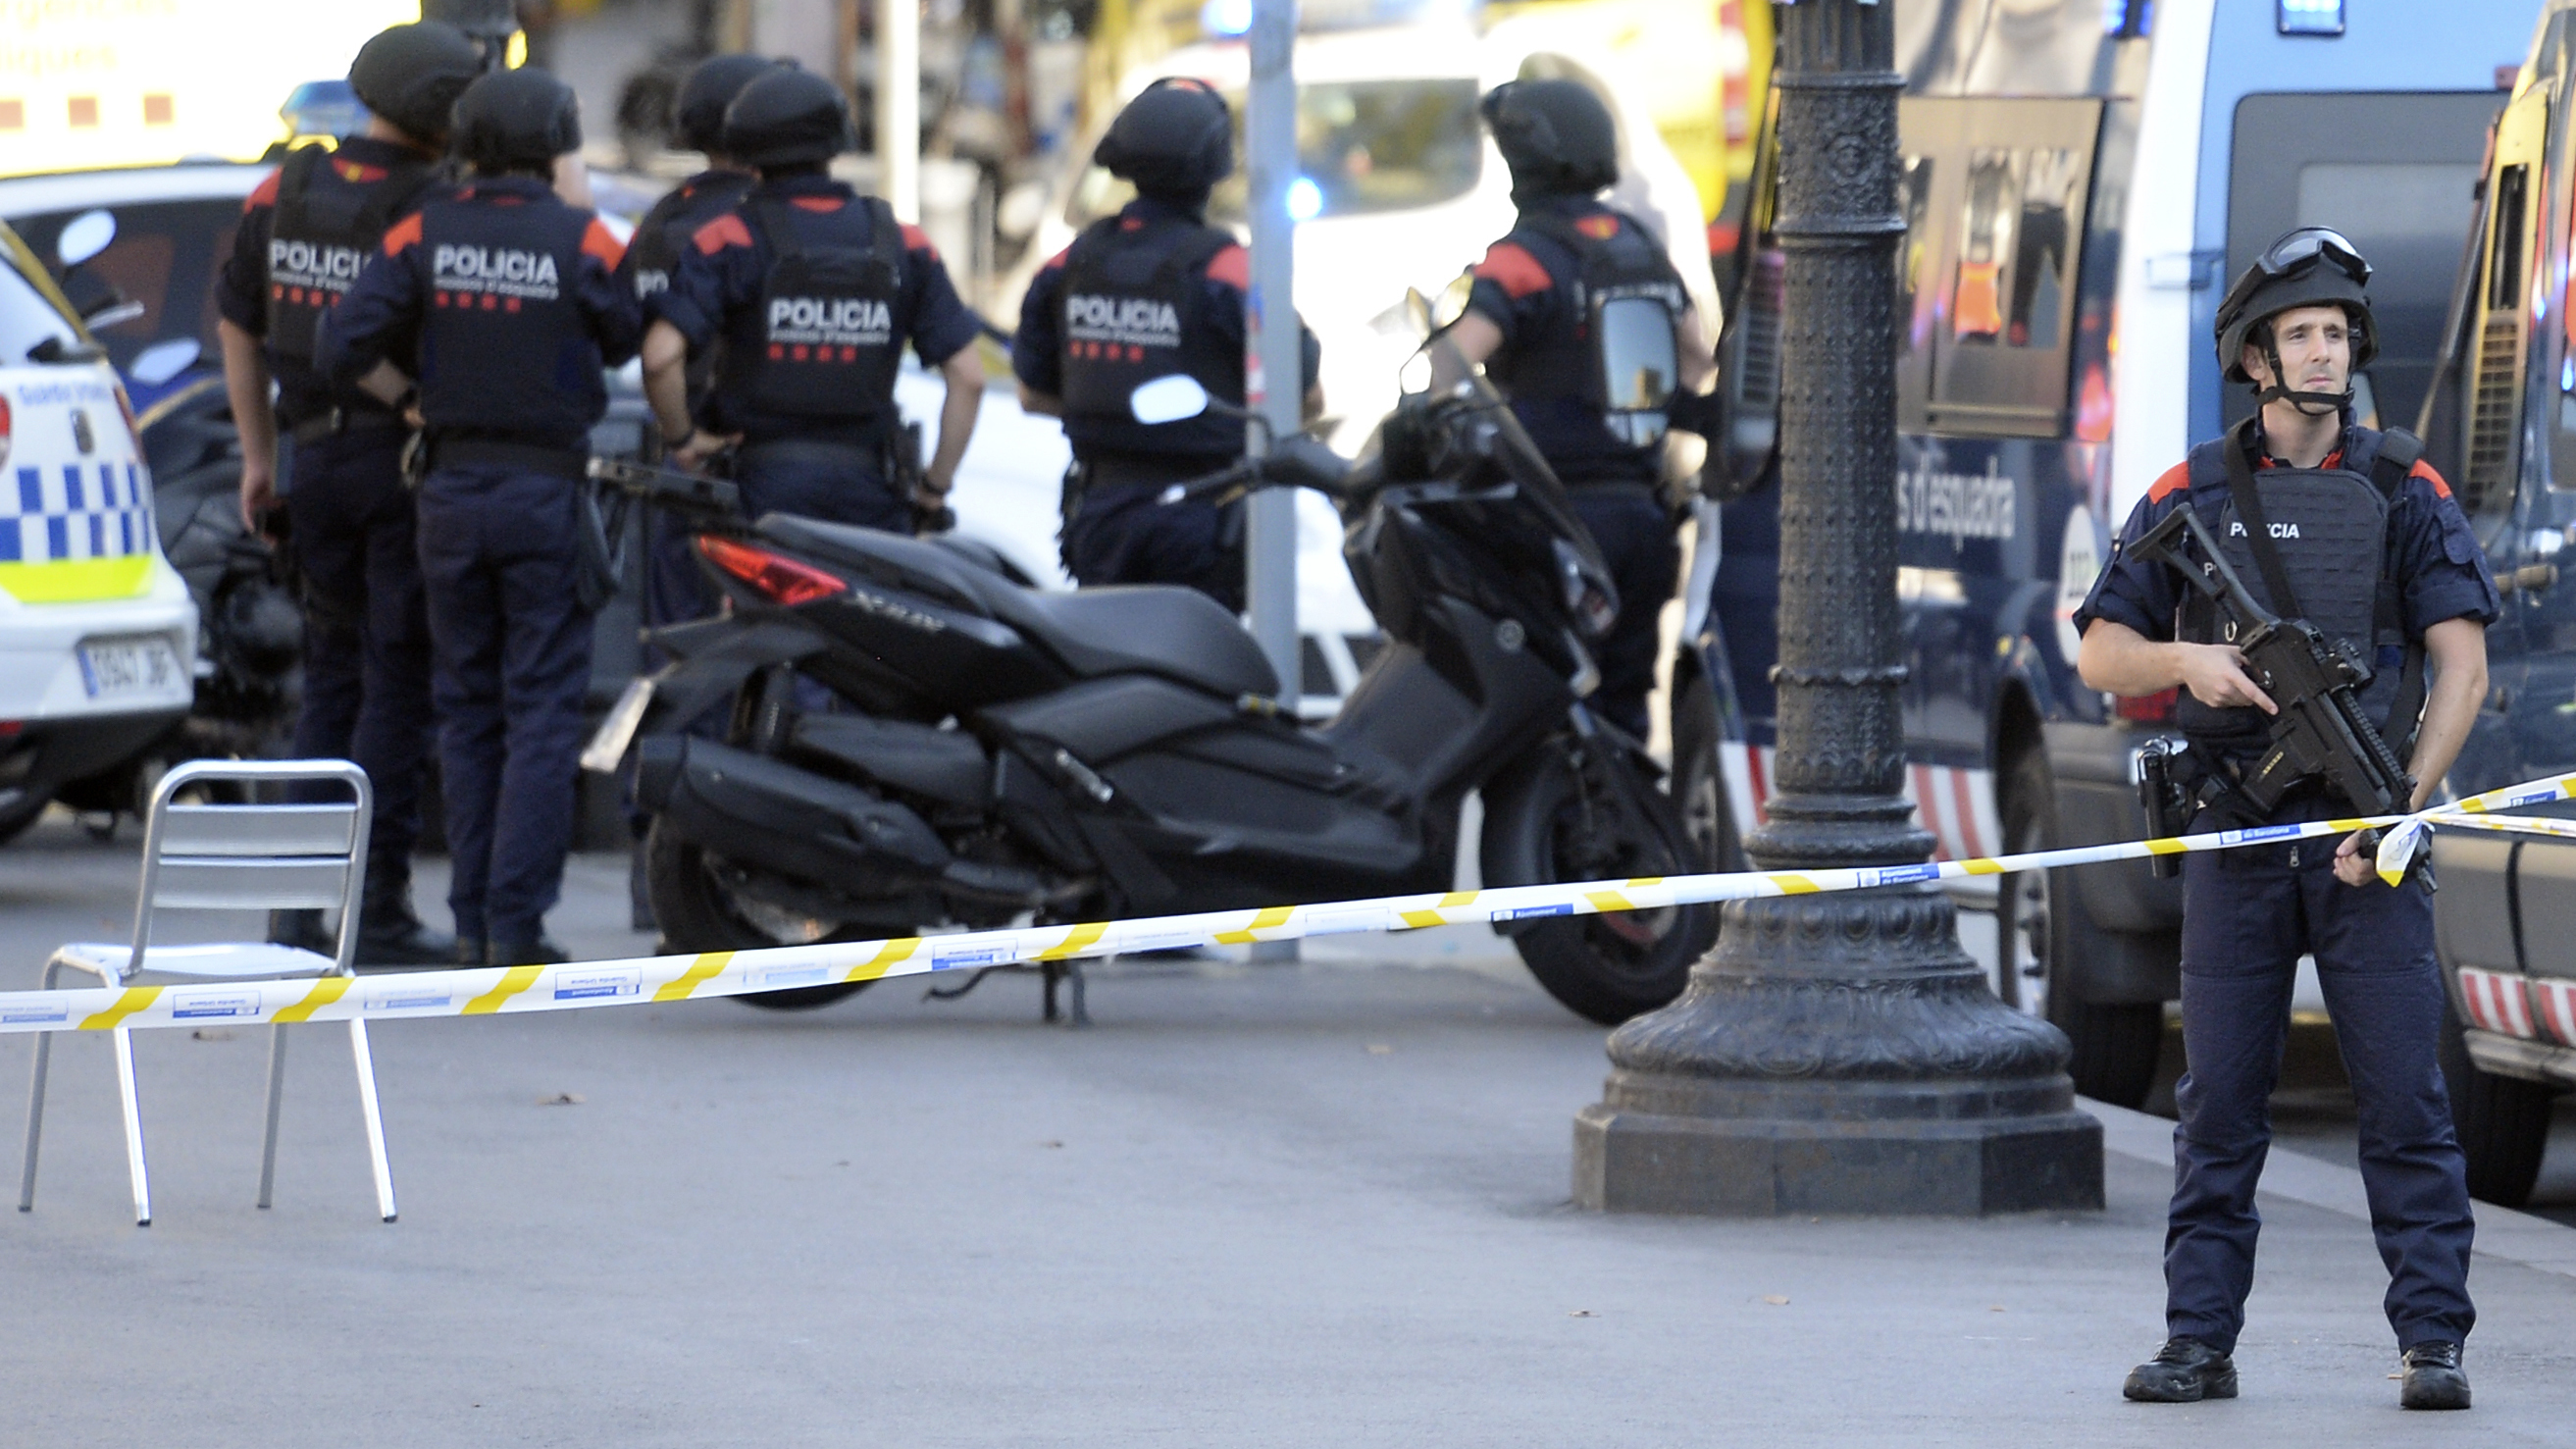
[0,221,194,843]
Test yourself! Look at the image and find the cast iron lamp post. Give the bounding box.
[1571,0,2103,1215]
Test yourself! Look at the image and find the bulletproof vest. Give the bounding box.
[630,172,755,405]
[716,193,906,420]
[628,171,754,300]
[1058,214,1240,451]
[2173,421,2424,758]
[265,143,438,364]
[413,195,603,441]
[1482,207,1686,447]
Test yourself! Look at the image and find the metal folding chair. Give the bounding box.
[19,759,394,1224]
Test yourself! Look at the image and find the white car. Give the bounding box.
[0,216,194,843]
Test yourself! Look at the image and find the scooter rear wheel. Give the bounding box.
[644,816,872,1011]
[1482,740,1719,1025]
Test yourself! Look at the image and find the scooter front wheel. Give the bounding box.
[644,815,872,1011]
[1481,740,1719,1025]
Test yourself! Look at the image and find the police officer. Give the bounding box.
[643,67,983,532]
[217,20,482,966]
[1436,78,1713,740]
[2075,230,2496,1410]
[319,68,644,967]
[1012,78,1321,611]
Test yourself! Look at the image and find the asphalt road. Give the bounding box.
[4,809,2573,1443]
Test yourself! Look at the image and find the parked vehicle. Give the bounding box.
[2421,0,2576,1207]
[602,339,1717,1025]
[0,217,195,843]
[1682,0,2538,1108]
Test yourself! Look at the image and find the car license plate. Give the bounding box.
[77,635,180,700]
[580,676,656,774]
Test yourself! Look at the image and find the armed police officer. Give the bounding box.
[320,68,644,967]
[1433,79,1711,740]
[1012,78,1321,610]
[219,20,483,966]
[621,52,778,626]
[2075,230,2496,1411]
[642,68,984,534]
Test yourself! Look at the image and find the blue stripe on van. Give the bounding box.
[16,469,35,513]
[61,465,80,511]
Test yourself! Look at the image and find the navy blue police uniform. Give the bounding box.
[2075,421,2499,1359]
[647,174,978,533]
[619,167,755,626]
[216,136,445,901]
[319,177,644,954]
[1466,195,1688,740]
[1012,195,1320,612]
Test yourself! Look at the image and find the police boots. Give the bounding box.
[2400,1341,2471,1411]
[2122,1337,2238,1403]
[357,858,457,966]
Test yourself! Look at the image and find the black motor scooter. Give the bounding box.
[593,337,1716,1024]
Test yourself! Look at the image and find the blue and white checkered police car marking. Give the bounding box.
[0,462,151,564]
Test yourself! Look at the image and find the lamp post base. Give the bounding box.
[1573,1094,2104,1217]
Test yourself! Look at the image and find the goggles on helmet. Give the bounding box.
[2253,227,2370,286]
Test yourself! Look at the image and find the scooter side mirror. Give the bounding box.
[1402,286,1433,339]
[1130,374,1211,425]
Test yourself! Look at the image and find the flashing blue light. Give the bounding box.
[1201,0,1253,37]
[2277,0,2343,37]
[2103,0,2151,36]
[2560,354,2572,393]
[1287,177,1323,222]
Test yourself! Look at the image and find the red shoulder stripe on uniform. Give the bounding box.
[790,195,843,214]
[1204,243,1250,290]
[899,222,940,262]
[243,168,282,212]
[381,213,423,256]
[2145,461,2190,503]
[692,212,754,255]
[581,218,625,270]
[1473,240,1551,299]
[2409,457,2454,500]
[1037,243,1072,275]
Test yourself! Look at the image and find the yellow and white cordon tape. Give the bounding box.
[8,769,2576,1038]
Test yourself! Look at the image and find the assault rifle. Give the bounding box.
[2127,503,2415,817]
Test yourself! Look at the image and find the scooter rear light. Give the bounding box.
[2116,687,2178,723]
[697,536,847,607]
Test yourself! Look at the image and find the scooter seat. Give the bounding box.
[751,515,1281,700]
[1007,587,1281,699]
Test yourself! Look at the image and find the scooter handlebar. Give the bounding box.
[1155,436,1353,505]
[587,456,744,520]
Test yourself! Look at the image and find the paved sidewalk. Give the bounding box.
[4,813,2572,1442]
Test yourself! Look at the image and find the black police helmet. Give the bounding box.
[451,67,583,174]
[723,68,853,169]
[347,21,484,146]
[2216,227,2379,384]
[1094,78,1233,201]
[1480,78,1618,200]
[676,54,785,155]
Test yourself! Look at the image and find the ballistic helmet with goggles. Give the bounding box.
[676,54,785,155]
[722,68,853,169]
[1095,78,1233,201]
[2214,227,2378,412]
[1480,78,1619,201]
[347,21,484,146]
[451,67,582,173]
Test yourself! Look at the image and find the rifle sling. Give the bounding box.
[2218,429,2306,623]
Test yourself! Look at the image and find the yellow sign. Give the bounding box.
[0,0,421,177]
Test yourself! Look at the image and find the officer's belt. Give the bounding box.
[285,407,408,444]
[738,438,878,470]
[423,436,590,481]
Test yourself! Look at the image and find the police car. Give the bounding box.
[1688,0,2541,1115]
[0,215,193,844]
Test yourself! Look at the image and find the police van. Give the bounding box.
[1684,0,2539,1109]
[0,219,194,844]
